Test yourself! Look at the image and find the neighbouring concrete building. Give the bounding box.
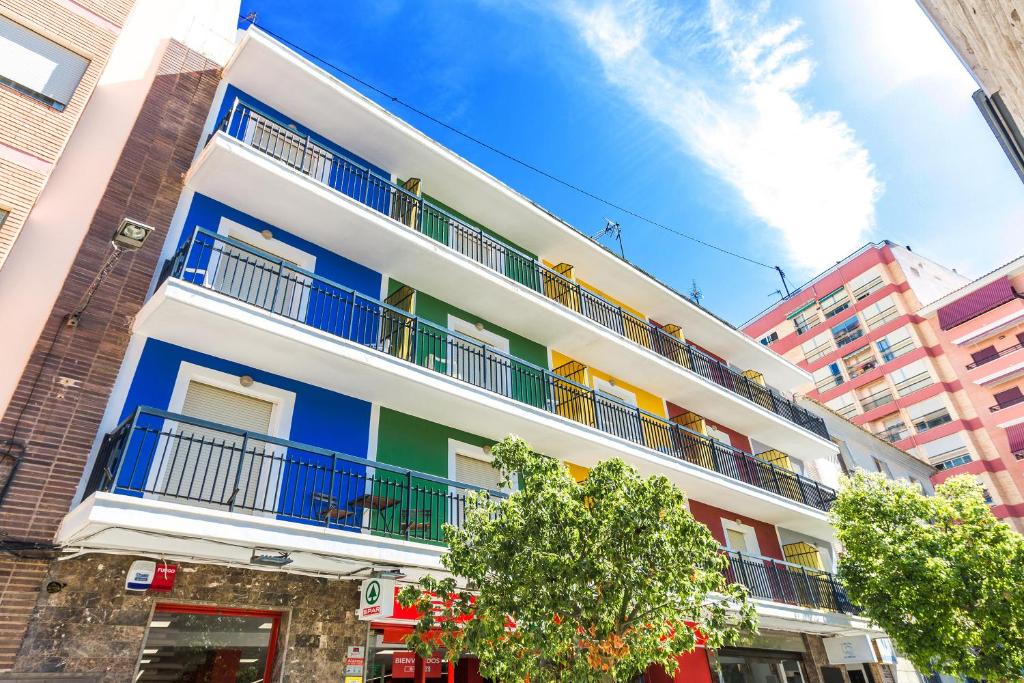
[917,0,1024,182]
[741,241,1024,532]
[917,256,1024,521]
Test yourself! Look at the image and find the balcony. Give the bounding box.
[219,28,810,392]
[832,322,865,349]
[893,371,932,397]
[147,230,838,515]
[724,550,857,615]
[188,103,829,447]
[74,407,852,615]
[991,392,1024,412]
[875,423,909,443]
[859,387,895,412]
[967,342,1024,369]
[912,409,952,433]
[85,407,502,545]
[863,304,899,330]
[878,336,915,363]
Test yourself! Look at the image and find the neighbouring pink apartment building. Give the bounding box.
[742,241,1024,532]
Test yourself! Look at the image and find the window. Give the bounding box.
[0,16,89,110]
[760,331,779,346]
[135,605,280,683]
[450,440,507,492]
[889,360,932,397]
[831,316,863,348]
[812,363,844,392]
[907,396,951,433]
[862,296,898,330]
[872,457,893,478]
[801,332,833,362]
[722,520,761,556]
[934,454,972,470]
[818,288,850,319]
[849,268,885,300]
[876,327,914,363]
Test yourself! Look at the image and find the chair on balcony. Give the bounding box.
[400,508,432,537]
[311,491,352,525]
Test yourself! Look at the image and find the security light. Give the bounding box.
[112,218,154,251]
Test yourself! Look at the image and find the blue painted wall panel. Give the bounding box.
[112,339,372,528]
[176,193,382,299]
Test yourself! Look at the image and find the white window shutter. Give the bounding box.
[0,16,88,105]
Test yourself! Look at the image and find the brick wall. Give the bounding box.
[0,40,221,672]
[0,0,133,267]
[2,555,365,682]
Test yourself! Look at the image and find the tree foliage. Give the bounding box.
[399,437,757,682]
[831,471,1024,680]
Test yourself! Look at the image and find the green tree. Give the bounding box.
[399,436,757,682]
[831,471,1024,680]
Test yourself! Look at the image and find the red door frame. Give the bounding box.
[151,603,283,683]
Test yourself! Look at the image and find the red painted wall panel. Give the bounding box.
[688,500,784,559]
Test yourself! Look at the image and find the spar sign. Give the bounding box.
[359,578,396,620]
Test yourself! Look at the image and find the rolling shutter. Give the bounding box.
[0,16,88,106]
[455,453,502,491]
[161,382,275,509]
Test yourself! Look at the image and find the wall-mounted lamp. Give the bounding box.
[239,375,254,388]
[260,229,273,240]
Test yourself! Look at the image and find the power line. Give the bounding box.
[238,14,780,273]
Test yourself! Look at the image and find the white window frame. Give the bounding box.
[145,362,296,508]
[722,519,762,557]
[447,439,515,493]
[593,378,638,406]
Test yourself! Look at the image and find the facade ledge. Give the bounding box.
[57,492,447,581]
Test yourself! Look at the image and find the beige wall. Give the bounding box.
[0,0,132,265]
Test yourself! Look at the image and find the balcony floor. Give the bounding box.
[133,278,835,538]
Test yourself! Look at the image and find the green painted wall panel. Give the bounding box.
[372,408,496,545]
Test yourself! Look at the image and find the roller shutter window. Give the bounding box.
[0,16,89,110]
[161,381,276,510]
[455,453,502,492]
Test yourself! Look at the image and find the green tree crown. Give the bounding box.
[399,436,757,682]
[832,471,1024,680]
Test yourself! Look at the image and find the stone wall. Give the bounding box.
[1,554,365,682]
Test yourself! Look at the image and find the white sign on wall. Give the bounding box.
[823,634,878,664]
[359,578,395,620]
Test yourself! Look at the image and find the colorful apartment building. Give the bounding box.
[0,25,916,683]
[742,241,1024,532]
[917,256,1024,524]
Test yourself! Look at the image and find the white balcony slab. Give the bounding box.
[220,27,808,390]
[134,279,835,538]
[57,492,446,580]
[186,134,835,460]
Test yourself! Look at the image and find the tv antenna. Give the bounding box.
[591,219,625,259]
[690,280,703,306]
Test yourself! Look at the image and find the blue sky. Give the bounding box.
[238,0,1024,325]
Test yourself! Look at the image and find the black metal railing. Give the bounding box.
[859,387,895,412]
[967,342,1024,369]
[912,409,952,433]
[209,100,829,441]
[85,407,504,544]
[723,549,857,614]
[894,371,933,397]
[875,423,909,443]
[159,229,838,511]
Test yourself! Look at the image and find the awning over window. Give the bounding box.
[1007,423,1024,456]
[786,298,817,320]
[938,277,1016,330]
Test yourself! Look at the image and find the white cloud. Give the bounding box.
[562,0,883,271]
